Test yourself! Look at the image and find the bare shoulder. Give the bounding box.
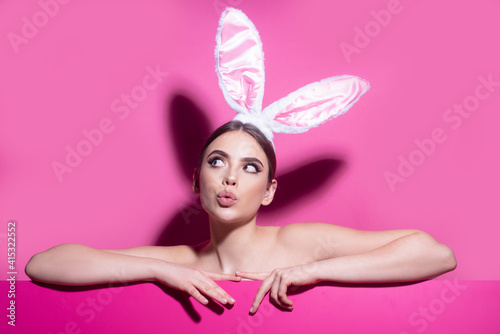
[276,222,351,245]
[277,222,347,237]
[276,222,419,259]
[102,243,204,265]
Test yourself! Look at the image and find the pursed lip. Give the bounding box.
[217,190,237,206]
[217,190,237,200]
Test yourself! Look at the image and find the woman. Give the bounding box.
[26,120,457,315]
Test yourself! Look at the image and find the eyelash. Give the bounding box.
[207,157,262,173]
[244,163,261,173]
[208,156,224,167]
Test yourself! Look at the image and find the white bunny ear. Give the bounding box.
[214,9,370,142]
[215,8,265,115]
[264,75,370,134]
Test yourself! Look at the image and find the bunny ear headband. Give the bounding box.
[215,7,370,143]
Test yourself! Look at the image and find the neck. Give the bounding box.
[206,215,261,274]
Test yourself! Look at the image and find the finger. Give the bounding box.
[269,274,282,307]
[196,280,235,305]
[269,274,293,310]
[235,271,271,280]
[197,271,238,304]
[277,279,293,308]
[186,285,209,305]
[249,275,274,314]
[203,271,242,282]
[212,283,236,305]
[198,273,238,305]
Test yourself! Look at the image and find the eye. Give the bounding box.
[244,164,260,173]
[208,157,225,167]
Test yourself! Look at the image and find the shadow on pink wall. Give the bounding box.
[155,94,346,247]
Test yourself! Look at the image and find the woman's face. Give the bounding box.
[197,130,276,224]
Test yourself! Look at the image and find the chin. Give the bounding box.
[209,208,256,225]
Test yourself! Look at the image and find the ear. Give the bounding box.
[261,179,278,206]
[215,8,265,115]
[264,75,370,134]
[192,168,200,194]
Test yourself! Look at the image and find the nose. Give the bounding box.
[223,174,237,187]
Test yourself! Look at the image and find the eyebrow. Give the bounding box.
[207,150,229,159]
[241,157,264,168]
[207,150,264,168]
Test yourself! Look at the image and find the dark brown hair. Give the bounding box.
[193,121,276,192]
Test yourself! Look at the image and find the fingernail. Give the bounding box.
[249,306,254,313]
[230,298,235,303]
[221,298,228,304]
[203,298,208,304]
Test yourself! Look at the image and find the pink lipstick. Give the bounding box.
[217,190,237,207]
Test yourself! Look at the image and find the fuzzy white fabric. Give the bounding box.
[215,8,370,143]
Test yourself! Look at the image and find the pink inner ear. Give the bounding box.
[273,76,369,128]
[217,9,264,112]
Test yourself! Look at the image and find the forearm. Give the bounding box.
[25,243,162,286]
[313,232,457,283]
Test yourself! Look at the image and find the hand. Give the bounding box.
[154,261,241,306]
[236,264,320,314]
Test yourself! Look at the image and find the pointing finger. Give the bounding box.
[235,271,271,280]
[249,274,274,314]
[203,271,243,282]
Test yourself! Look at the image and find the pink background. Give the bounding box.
[1,0,499,332]
[2,280,500,333]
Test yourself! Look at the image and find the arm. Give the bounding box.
[313,230,457,283]
[25,243,166,285]
[25,243,239,306]
[238,224,456,313]
[276,223,456,282]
